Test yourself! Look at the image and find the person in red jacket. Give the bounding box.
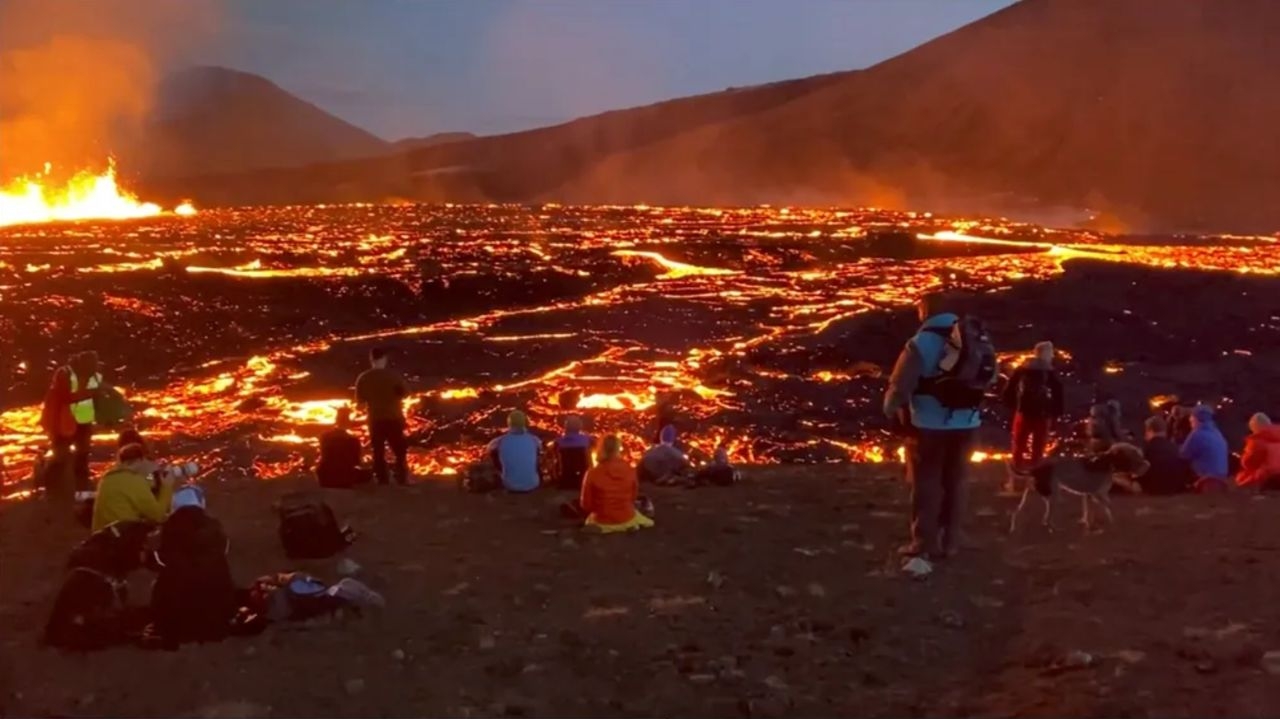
[1237,413,1280,491]
[579,435,653,533]
[1001,341,1065,473]
[40,351,104,493]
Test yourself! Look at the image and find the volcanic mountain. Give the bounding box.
[131,66,390,178]
[160,0,1280,232]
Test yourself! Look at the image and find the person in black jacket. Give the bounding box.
[316,406,370,489]
[1002,341,1065,472]
[148,486,238,647]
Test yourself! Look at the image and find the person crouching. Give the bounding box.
[147,486,239,647]
[579,435,654,533]
[91,444,175,533]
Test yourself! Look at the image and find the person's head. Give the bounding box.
[1033,341,1054,364]
[1144,415,1167,439]
[335,405,353,429]
[507,409,528,433]
[117,428,146,452]
[70,350,99,376]
[171,485,207,512]
[563,414,583,435]
[600,434,623,461]
[916,294,943,323]
[1249,412,1272,434]
[117,442,148,468]
[1191,404,1215,427]
[713,446,730,466]
[659,424,677,446]
[369,347,388,369]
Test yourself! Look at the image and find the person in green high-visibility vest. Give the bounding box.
[40,351,105,493]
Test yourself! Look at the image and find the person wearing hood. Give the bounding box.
[579,435,654,533]
[1180,405,1229,490]
[1237,413,1280,490]
[883,295,992,560]
[639,425,691,484]
[148,486,239,647]
[486,410,541,493]
[553,414,593,490]
[1001,341,1064,472]
[91,443,174,532]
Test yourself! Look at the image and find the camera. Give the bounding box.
[151,461,200,489]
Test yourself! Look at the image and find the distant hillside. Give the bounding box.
[393,132,476,151]
[131,66,390,177]
[153,1,1280,232]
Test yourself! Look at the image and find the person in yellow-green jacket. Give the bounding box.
[91,443,175,532]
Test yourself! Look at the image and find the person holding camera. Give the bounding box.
[90,443,177,532]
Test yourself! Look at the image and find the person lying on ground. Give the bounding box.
[552,414,593,490]
[316,406,370,489]
[485,410,541,493]
[1002,341,1064,472]
[245,572,384,624]
[91,443,174,532]
[146,486,239,647]
[1181,405,1230,492]
[573,435,654,533]
[1237,412,1280,491]
[1138,415,1195,494]
[639,425,691,485]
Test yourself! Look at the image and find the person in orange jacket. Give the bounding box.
[1238,413,1280,491]
[40,351,104,493]
[579,435,654,533]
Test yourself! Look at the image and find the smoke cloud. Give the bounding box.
[0,0,220,180]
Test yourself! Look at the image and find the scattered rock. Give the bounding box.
[196,701,272,718]
[806,583,827,598]
[1042,650,1095,676]
[1194,660,1218,675]
[478,633,497,650]
[392,649,406,662]
[344,678,366,696]
[1261,650,1280,675]
[935,610,965,629]
[1110,649,1146,665]
[847,627,870,645]
[971,594,1005,609]
[902,557,933,578]
[687,673,716,685]
[775,585,797,599]
[335,558,361,576]
[763,675,789,692]
[706,571,725,589]
[242,645,258,658]
[560,537,579,549]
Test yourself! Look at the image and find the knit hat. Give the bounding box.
[171,485,206,511]
[1192,405,1215,423]
[1250,412,1272,433]
[659,425,677,445]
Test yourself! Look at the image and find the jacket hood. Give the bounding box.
[919,313,958,331]
[1251,424,1280,443]
[1192,405,1216,425]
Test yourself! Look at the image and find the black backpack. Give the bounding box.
[1015,369,1055,416]
[276,493,354,559]
[918,315,997,411]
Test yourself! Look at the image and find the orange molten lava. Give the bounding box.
[0,161,195,227]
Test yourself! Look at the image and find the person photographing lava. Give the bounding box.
[40,350,105,497]
[354,347,409,485]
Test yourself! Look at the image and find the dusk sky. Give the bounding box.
[206,0,1015,139]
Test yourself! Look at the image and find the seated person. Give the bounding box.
[1167,404,1195,445]
[1139,416,1195,494]
[1237,413,1280,491]
[1181,405,1230,491]
[639,425,691,485]
[579,435,653,533]
[317,406,370,489]
[147,486,238,647]
[485,410,541,493]
[693,446,741,486]
[1084,399,1126,454]
[553,415,593,490]
[91,443,174,532]
[1099,441,1150,493]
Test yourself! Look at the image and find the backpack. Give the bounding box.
[1015,369,1055,416]
[93,386,133,428]
[918,315,997,411]
[276,493,354,559]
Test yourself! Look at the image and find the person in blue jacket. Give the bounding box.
[1180,404,1229,491]
[883,296,989,560]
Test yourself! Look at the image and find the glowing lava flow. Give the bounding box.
[0,161,194,227]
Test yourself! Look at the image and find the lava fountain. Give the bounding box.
[0,160,194,227]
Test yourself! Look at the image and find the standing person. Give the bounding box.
[354,348,409,485]
[40,351,104,494]
[883,295,997,560]
[1180,405,1229,492]
[1001,341,1065,473]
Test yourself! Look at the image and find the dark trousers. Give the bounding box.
[1011,413,1051,470]
[51,423,94,492]
[368,418,408,484]
[905,428,976,554]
